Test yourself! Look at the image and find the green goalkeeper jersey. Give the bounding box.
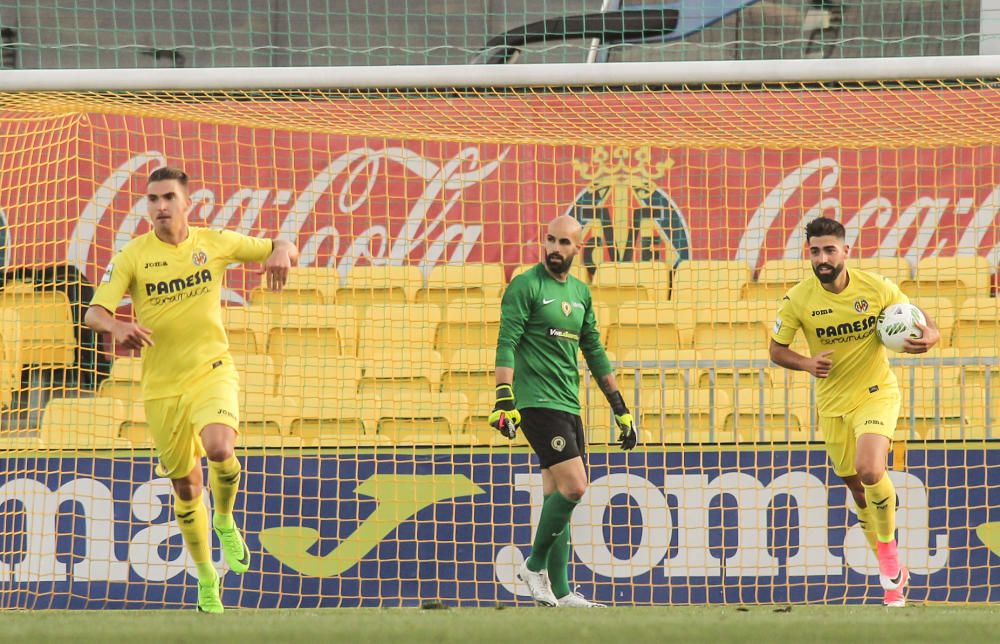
[495,263,613,414]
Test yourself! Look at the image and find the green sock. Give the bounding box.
[546,519,572,599]
[525,491,578,572]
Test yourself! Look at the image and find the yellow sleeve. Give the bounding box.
[217,229,274,263]
[90,249,135,312]
[771,293,801,346]
[880,275,909,307]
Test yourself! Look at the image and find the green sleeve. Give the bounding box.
[579,296,612,378]
[495,275,531,369]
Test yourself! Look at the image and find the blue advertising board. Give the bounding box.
[1,447,998,608]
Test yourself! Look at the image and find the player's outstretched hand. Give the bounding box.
[607,390,638,450]
[262,241,298,291]
[902,322,940,354]
[112,321,154,351]
[488,384,520,439]
[808,350,834,378]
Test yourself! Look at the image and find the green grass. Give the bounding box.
[1,606,997,643]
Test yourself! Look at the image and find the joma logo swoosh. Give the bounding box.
[258,473,483,577]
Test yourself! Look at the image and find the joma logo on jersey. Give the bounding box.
[815,316,877,338]
[144,261,168,269]
[144,269,212,296]
[811,308,833,317]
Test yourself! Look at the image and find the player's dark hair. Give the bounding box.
[805,217,845,242]
[148,166,189,190]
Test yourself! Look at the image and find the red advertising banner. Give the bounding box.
[1,113,999,301]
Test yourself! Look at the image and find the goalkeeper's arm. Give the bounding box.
[595,372,638,450]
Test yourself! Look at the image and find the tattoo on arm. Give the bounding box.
[596,374,617,396]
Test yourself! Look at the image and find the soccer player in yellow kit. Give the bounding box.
[85,167,298,613]
[770,217,939,607]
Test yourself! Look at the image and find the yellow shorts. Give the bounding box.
[144,367,240,479]
[819,388,900,478]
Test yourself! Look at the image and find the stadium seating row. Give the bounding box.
[250,256,996,309]
[24,343,992,450]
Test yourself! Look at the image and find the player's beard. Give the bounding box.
[545,252,573,275]
[813,261,844,284]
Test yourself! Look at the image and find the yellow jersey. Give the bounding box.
[771,268,908,417]
[91,227,272,399]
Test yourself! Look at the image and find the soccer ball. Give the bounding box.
[876,303,926,353]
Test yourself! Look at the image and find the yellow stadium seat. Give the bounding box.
[222,305,274,355]
[358,348,443,396]
[900,255,993,306]
[434,302,502,355]
[416,263,505,305]
[287,397,389,447]
[723,387,812,443]
[234,354,284,435]
[39,397,131,449]
[950,297,1000,350]
[0,289,76,367]
[97,356,143,403]
[119,403,153,447]
[281,355,361,400]
[605,303,689,354]
[617,348,703,398]
[852,257,913,285]
[692,309,771,352]
[950,348,999,440]
[376,390,470,445]
[895,354,983,440]
[357,304,440,356]
[670,260,752,307]
[336,265,423,306]
[0,308,21,408]
[589,262,671,307]
[250,266,340,307]
[742,259,811,301]
[512,261,590,284]
[697,348,773,390]
[636,389,732,444]
[266,304,357,366]
[0,433,42,453]
[909,297,955,349]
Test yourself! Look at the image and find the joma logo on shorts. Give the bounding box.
[864,419,884,425]
[217,408,236,419]
[144,269,212,296]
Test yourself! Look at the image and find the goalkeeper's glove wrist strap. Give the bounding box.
[608,390,629,416]
[495,383,516,411]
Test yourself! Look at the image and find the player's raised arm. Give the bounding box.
[262,238,300,291]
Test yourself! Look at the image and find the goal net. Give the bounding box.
[0,58,998,609]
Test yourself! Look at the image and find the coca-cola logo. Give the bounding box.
[68,147,509,301]
[735,157,1000,271]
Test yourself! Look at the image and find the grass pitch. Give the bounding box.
[1,605,995,643]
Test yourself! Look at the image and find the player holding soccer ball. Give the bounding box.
[85,167,299,613]
[492,215,637,608]
[769,217,939,607]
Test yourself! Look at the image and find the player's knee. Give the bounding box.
[171,478,202,501]
[855,462,886,486]
[203,442,234,462]
[561,481,588,502]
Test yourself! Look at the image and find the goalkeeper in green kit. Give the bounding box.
[492,214,637,608]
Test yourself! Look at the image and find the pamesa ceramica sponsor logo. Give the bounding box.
[567,146,689,276]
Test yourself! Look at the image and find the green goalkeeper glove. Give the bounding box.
[608,390,637,450]
[488,383,520,439]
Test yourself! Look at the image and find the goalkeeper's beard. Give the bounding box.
[545,253,573,275]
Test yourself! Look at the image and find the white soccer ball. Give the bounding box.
[876,303,926,353]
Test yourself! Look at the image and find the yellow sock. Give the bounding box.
[856,505,879,555]
[208,455,242,529]
[174,492,214,582]
[862,473,897,543]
